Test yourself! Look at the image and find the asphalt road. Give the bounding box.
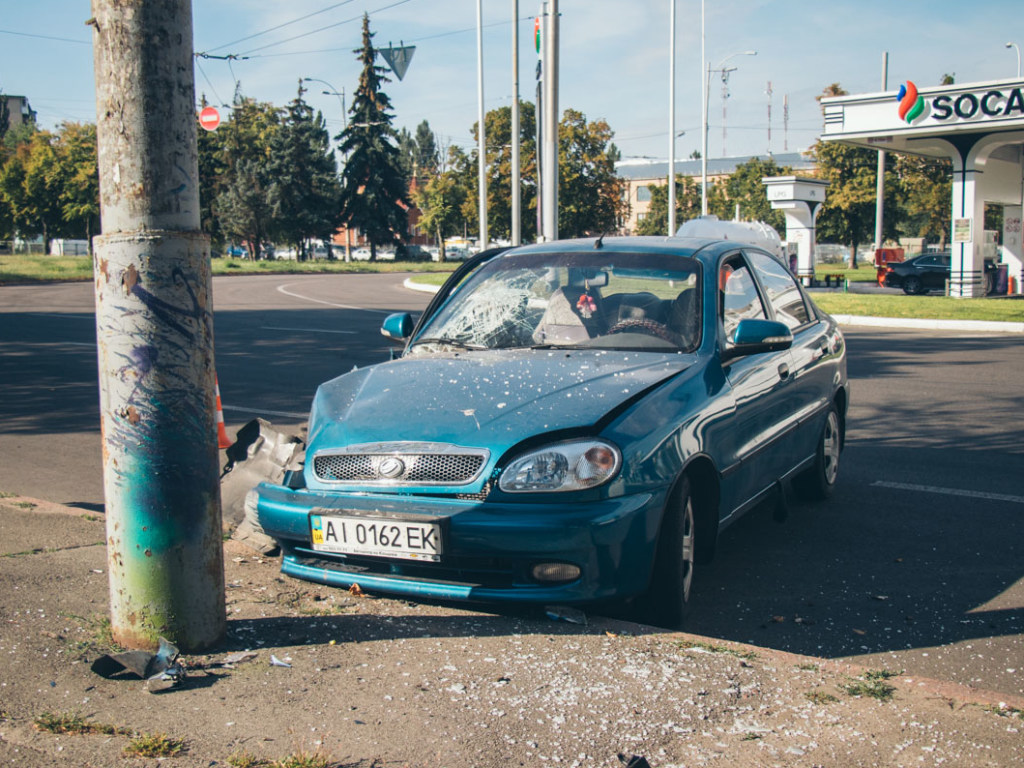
[1,273,1021,697]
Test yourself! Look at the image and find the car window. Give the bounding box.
[411,250,702,353]
[746,251,812,330]
[721,259,766,341]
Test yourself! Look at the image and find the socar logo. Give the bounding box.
[896,80,925,123]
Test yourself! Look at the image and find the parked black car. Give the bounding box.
[883,252,996,295]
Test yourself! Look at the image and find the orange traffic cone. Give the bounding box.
[215,376,232,449]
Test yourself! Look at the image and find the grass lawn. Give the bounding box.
[0,253,459,285]
[811,292,1024,323]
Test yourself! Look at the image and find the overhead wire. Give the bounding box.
[204,0,359,54]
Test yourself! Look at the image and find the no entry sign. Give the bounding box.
[198,106,221,132]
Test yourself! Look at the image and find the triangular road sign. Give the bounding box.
[379,43,416,81]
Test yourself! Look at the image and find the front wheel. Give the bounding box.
[796,404,842,500]
[637,476,695,628]
[902,276,924,295]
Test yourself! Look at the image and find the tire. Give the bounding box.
[796,404,842,501]
[902,276,923,295]
[637,476,696,628]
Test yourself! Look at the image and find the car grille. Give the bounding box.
[312,443,488,486]
[287,550,518,589]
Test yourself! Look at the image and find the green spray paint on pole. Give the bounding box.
[90,0,225,651]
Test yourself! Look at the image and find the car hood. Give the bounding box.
[306,350,694,455]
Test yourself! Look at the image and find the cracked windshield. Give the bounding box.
[411,251,702,353]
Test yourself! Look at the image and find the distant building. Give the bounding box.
[616,152,816,234]
[1,95,37,133]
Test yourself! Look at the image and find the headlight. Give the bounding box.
[498,439,621,493]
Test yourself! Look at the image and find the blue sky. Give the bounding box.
[2,1,1021,163]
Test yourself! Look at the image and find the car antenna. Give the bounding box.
[594,232,608,249]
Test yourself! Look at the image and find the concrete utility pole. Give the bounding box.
[511,0,521,246]
[541,0,559,241]
[90,0,226,651]
[476,0,488,249]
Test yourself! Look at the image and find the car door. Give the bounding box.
[746,250,833,471]
[716,253,795,520]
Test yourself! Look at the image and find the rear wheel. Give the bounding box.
[902,276,924,295]
[637,476,696,628]
[796,404,842,500]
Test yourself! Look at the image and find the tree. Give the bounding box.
[414,119,439,177]
[895,154,951,247]
[216,157,274,257]
[812,84,898,267]
[557,109,626,238]
[414,146,468,262]
[717,156,791,231]
[208,97,281,258]
[53,122,100,248]
[337,14,410,260]
[0,129,65,250]
[460,102,538,243]
[267,83,341,259]
[636,175,702,236]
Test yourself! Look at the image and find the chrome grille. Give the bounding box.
[313,443,488,486]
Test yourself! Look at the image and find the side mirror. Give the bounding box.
[381,312,414,343]
[721,318,792,362]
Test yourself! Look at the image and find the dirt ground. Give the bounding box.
[1,496,1022,768]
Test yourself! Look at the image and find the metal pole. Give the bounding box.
[700,0,707,217]
[90,0,225,651]
[511,0,521,246]
[476,0,488,249]
[874,52,888,254]
[542,0,559,241]
[668,0,676,236]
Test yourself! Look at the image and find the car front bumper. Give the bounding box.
[254,482,668,605]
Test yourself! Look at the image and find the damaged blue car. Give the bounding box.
[254,236,848,626]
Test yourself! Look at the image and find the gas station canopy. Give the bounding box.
[822,77,1024,297]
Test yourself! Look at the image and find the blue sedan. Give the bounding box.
[254,236,848,626]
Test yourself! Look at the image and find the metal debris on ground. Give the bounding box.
[270,655,292,668]
[618,754,653,768]
[545,605,587,625]
[90,636,185,689]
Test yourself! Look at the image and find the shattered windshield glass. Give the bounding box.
[409,250,702,354]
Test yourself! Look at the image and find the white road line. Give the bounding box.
[261,325,355,334]
[276,283,390,314]
[872,480,1024,505]
[222,405,308,419]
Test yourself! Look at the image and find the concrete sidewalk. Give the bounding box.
[2,496,1022,767]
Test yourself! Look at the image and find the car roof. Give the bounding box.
[502,235,763,264]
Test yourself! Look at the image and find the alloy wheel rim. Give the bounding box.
[822,411,840,485]
[681,497,695,601]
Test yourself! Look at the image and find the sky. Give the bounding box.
[2,1,1022,165]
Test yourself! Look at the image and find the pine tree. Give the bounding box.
[337,14,410,260]
[268,82,341,260]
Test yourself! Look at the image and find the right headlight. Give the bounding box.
[498,439,621,493]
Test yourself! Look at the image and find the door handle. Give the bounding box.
[778,362,790,380]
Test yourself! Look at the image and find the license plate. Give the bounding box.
[309,514,442,562]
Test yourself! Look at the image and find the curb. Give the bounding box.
[832,314,1024,333]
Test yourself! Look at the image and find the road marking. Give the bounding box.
[261,326,355,334]
[872,480,1024,505]
[222,405,308,419]
[276,283,390,314]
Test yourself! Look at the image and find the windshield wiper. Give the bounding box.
[529,343,588,350]
[410,336,488,351]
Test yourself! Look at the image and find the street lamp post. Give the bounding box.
[701,50,756,216]
[300,77,347,133]
[1007,42,1021,78]
[301,76,349,260]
